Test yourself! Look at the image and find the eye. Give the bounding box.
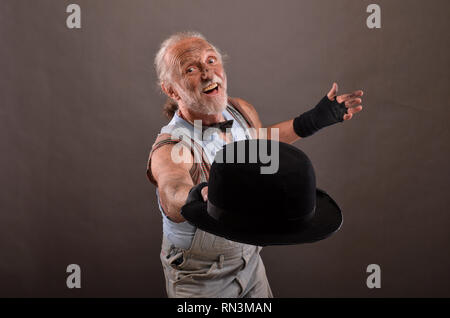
[186,67,196,74]
[207,57,216,64]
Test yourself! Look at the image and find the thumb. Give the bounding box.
[201,186,208,201]
[327,82,338,100]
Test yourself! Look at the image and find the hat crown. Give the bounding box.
[207,140,316,228]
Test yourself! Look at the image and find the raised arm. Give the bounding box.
[238,83,364,144]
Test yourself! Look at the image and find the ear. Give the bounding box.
[161,82,180,101]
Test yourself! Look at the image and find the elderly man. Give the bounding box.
[146,31,363,298]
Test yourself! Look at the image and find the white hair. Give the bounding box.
[154,31,224,88]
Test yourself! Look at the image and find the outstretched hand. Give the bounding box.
[327,83,364,121]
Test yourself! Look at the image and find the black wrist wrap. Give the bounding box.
[293,95,348,138]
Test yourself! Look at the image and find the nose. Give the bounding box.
[201,65,212,80]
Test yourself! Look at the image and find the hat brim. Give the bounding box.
[181,188,343,246]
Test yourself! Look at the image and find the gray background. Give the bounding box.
[1,0,449,297]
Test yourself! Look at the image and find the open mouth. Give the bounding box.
[202,82,219,95]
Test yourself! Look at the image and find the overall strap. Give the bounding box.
[146,132,210,187]
[227,98,257,139]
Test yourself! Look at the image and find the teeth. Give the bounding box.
[203,83,218,92]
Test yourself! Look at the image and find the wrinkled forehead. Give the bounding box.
[166,38,217,70]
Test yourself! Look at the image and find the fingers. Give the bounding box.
[201,186,208,201]
[327,82,338,100]
[336,90,364,104]
[344,97,362,108]
[326,86,364,121]
[343,113,353,120]
[326,84,364,121]
[343,105,363,120]
[346,105,363,115]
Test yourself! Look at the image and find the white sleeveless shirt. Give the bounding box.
[156,106,252,249]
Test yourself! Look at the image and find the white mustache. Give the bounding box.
[201,75,223,91]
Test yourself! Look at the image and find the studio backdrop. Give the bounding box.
[0,0,449,297]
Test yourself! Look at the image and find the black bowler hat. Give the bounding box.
[181,139,343,246]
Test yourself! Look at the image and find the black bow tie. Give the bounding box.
[201,119,234,132]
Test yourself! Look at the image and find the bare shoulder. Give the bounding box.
[150,140,193,187]
[229,97,259,116]
[228,96,263,129]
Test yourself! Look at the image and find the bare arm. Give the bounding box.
[151,143,194,223]
[231,97,300,144]
[266,119,300,144]
[237,83,364,144]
